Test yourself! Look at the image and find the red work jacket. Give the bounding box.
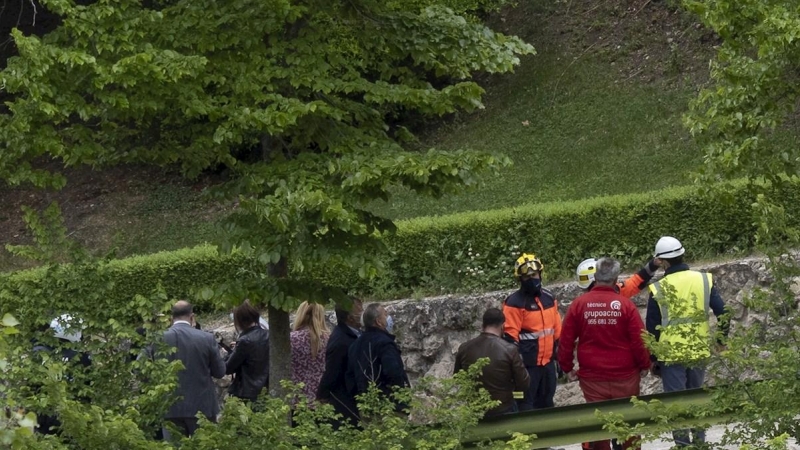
[558,285,650,380]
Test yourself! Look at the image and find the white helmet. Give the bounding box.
[50,314,83,343]
[654,236,685,259]
[576,258,597,289]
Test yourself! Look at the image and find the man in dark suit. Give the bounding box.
[163,301,226,438]
[317,298,363,427]
[346,303,410,412]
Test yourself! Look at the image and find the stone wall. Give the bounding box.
[381,258,772,405]
[211,257,776,406]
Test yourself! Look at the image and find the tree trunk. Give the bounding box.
[268,305,292,398]
[260,134,272,161]
[268,256,291,398]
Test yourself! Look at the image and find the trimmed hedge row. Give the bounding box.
[1,245,251,316]
[3,182,799,315]
[327,181,800,294]
[377,184,759,292]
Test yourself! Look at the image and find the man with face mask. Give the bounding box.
[346,303,409,414]
[503,253,562,411]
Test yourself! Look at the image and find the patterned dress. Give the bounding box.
[290,327,329,404]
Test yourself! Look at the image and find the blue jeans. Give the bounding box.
[660,363,706,447]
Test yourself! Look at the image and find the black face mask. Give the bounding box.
[521,278,541,296]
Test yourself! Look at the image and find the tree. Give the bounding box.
[641,0,800,447]
[0,0,533,393]
[685,0,800,191]
[595,2,800,448]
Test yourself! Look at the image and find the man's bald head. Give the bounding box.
[172,301,193,321]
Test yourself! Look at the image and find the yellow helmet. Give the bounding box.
[514,253,544,278]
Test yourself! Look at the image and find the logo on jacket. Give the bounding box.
[610,300,622,311]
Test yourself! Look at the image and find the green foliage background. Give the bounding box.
[5,181,799,314]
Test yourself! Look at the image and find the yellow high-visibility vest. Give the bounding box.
[648,270,712,362]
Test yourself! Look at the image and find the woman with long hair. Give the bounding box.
[225,300,270,402]
[290,301,330,404]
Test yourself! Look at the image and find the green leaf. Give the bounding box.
[198,287,214,301]
[1,313,19,327]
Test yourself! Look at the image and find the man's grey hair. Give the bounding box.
[594,257,621,284]
[362,303,384,328]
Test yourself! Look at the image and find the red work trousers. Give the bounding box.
[579,373,641,450]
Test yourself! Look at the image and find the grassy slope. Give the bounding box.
[371,0,711,219]
[5,0,791,271]
[0,168,225,271]
[372,55,702,219]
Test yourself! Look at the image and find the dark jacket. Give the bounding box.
[346,326,409,409]
[164,322,226,420]
[645,263,728,357]
[32,343,92,373]
[225,325,270,401]
[454,332,530,417]
[317,323,360,424]
[32,341,92,435]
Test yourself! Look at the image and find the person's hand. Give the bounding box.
[230,341,237,350]
[650,363,662,378]
[653,258,662,268]
[555,361,565,379]
[567,370,579,382]
[502,332,517,345]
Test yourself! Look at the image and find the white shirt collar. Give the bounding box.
[173,320,192,326]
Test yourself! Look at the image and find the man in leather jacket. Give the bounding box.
[454,308,530,417]
[225,301,270,402]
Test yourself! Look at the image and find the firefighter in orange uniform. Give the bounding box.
[503,253,562,411]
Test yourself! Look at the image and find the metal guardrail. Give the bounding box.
[462,387,728,448]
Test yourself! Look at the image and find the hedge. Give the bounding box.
[0,245,251,325]
[329,181,800,294]
[377,184,757,292]
[2,182,799,317]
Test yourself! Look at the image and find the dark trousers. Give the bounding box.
[518,361,556,411]
[330,392,360,429]
[163,417,200,440]
[579,373,642,450]
[485,401,519,418]
[661,363,706,446]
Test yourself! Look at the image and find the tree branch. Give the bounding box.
[28,0,36,26]
[16,0,24,28]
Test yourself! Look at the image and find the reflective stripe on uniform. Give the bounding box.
[519,328,555,340]
[651,281,669,326]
